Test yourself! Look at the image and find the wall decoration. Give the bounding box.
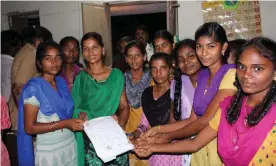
[202,0,262,40]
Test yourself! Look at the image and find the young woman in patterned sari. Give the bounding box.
[123,41,153,166]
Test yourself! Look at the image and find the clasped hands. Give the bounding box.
[129,126,171,158]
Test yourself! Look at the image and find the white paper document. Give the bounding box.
[84,116,134,163]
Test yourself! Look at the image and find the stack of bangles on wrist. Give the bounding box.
[49,121,59,131]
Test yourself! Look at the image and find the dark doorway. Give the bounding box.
[8,10,40,33]
[111,12,166,56]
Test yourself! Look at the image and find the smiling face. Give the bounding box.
[82,38,104,64]
[177,46,201,76]
[237,46,275,95]
[196,36,227,67]
[151,58,170,84]
[125,46,146,70]
[39,47,62,75]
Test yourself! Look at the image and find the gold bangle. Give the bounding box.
[158,125,161,131]
[49,122,54,131]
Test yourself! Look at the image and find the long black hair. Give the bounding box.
[173,39,197,120]
[226,37,276,126]
[223,39,247,63]
[195,22,229,64]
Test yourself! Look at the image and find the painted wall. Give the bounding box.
[1,1,83,42]
[2,1,276,42]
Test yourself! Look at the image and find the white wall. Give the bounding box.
[1,1,83,42]
[259,1,276,40]
[178,1,276,41]
[2,1,276,42]
[178,1,203,40]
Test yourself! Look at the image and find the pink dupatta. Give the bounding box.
[218,97,276,166]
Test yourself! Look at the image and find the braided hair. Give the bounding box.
[173,39,197,120]
[227,37,276,126]
[173,67,182,120]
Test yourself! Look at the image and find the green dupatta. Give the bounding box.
[72,68,125,166]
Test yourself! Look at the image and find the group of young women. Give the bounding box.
[134,23,276,166]
[15,21,276,166]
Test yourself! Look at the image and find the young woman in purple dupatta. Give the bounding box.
[134,36,276,166]
[17,41,84,166]
[136,22,237,166]
[59,36,81,92]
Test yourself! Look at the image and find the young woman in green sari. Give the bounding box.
[72,32,130,166]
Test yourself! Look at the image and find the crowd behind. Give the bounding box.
[1,22,276,166]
